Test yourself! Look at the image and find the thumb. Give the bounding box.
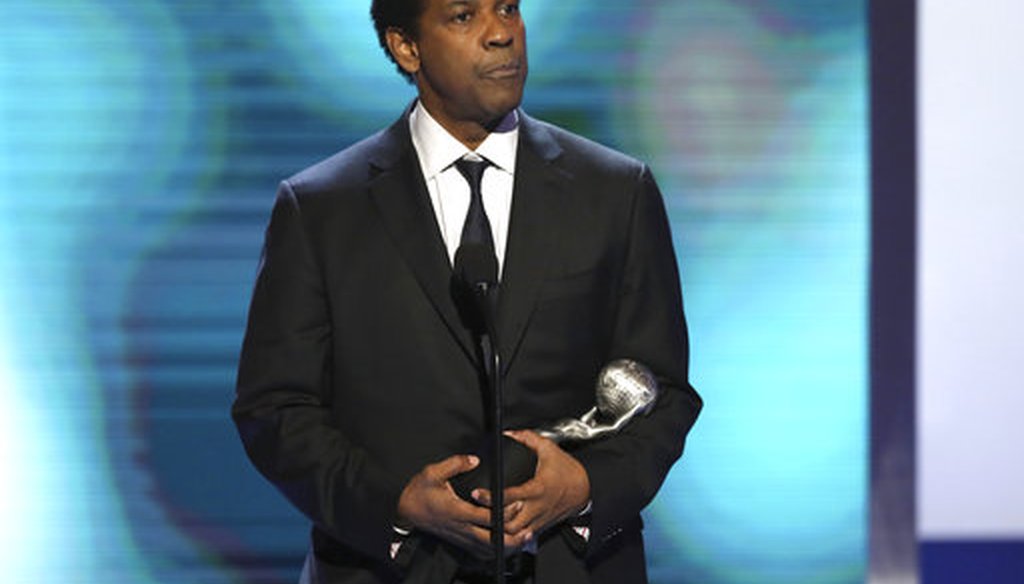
[431,454,480,481]
[504,429,547,453]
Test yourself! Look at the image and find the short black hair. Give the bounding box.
[371,0,425,83]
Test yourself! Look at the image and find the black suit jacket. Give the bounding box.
[233,109,702,584]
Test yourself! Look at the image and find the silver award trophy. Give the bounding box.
[536,358,660,444]
[452,359,660,501]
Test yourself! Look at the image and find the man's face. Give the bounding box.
[395,0,527,133]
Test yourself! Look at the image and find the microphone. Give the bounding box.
[453,243,498,335]
[454,243,497,297]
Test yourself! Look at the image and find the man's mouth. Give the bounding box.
[482,61,523,79]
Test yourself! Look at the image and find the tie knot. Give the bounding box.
[454,158,490,188]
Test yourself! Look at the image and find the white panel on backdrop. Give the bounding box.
[918,0,1024,537]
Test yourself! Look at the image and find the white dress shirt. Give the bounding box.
[409,100,519,279]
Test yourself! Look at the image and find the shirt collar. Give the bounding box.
[409,100,519,178]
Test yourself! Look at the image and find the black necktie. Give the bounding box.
[454,158,496,261]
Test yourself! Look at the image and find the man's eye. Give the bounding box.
[499,3,520,17]
[453,11,472,23]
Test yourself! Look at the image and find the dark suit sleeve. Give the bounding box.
[232,181,405,563]
[573,165,703,556]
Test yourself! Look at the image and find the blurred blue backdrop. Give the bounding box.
[0,1,866,582]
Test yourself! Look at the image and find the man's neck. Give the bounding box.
[448,124,490,151]
[409,101,519,181]
[416,100,513,151]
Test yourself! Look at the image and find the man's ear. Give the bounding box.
[385,27,420,77]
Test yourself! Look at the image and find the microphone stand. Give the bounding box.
[474,284,505,584]
[455,243,506,584]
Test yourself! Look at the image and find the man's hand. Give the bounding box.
[397,454,528,558]
[473,430,591,543]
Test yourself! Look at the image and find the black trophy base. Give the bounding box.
[450,435,537,503]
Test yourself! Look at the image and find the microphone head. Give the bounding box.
[454,243,498,290]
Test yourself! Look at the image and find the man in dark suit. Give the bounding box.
[232,0,702,582]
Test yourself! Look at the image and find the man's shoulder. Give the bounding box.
[522,114,647,177]
[283,118,408,196]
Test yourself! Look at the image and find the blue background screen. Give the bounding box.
[0,2,866,582]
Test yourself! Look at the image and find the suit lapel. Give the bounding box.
[365,111,569,371]
[496,114,568,373]
[367,115,478,361]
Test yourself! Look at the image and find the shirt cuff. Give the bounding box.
[577,500,593,516]
[390,525,412,560]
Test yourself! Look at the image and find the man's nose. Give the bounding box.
[483,14,515,48]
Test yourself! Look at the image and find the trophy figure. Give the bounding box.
[536,358,659,444]
[451,359,660,501]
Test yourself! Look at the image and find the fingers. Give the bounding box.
[468,491,525,525]
[470,488,490,507]
[468,488,510,510]
[397,455,486,529]
[499,436,591,538]
[446,494,495,527]
[446,512,533,560]
[439,523,501,560]
[504,501,545,536]
[485,479,544,536]
[506,501,525,523]
[455,523,494,553]
[400,454,538,557]
[503,529,532,554]
[427,454,479,483]
[504,429,548,453]
[471,488,508,508]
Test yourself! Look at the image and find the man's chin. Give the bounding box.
[480,91,525,125]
